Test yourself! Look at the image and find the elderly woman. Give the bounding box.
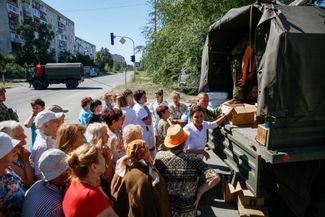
[154,125,220,217]
[111,139,171,217]
[168,91,189,126]
[63,144,118,217]
[85,123,113,196]
[0,132,25,217]
[0,120,34,187]
[56,123,85,153]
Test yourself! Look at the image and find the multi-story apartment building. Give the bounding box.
[75,36,96,59]
[0,0,95,62]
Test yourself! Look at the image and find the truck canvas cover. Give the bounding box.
[200,3,325,149]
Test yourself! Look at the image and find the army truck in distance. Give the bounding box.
[200,2,325,217]
[29,63,84,90]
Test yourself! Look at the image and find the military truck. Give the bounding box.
[199,2,325,217]
[29,63,84,90]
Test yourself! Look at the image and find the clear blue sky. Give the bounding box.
[42,0,150,64]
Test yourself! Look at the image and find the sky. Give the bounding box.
[42,0,151,64]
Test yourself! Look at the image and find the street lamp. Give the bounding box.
[110,33,136,85]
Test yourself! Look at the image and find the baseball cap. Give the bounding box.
[39,149,68,181]
[35,111,64,129]
[155,89,163,95]
[0,132,21,159]
[48,105,69,113]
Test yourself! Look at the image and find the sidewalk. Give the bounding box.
[198,149,240,217]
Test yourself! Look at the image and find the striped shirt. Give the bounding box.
[22,180,64,217]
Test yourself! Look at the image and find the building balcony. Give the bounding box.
[7,3,20,16]
[23,9,32,17]
[58,40,67,49]
[10,32,22,43]
[33,8,41,18]
[40,6,47,14]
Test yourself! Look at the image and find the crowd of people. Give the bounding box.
[0,86,233,217]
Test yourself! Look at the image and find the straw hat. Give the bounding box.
[164,124,189,148]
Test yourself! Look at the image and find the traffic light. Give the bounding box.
[130,55,135,63]
[110,32,114,45]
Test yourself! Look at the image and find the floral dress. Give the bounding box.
[0,168,25,217]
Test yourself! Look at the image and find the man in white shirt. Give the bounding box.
[30,111,63,179]
[149,89,168,139]
[132,90,155,154]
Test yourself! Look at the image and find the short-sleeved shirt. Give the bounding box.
[78,109,91,126]
[169,103,188,122]
[149,100,169,134]
[88,113,102,124]
[63,181,112,217]
[121,106,137,128]
[154,150,218,217]
[22,180,64,217]
[0,168,25,217]
[183,121,218,151]
[133,103,154,149]
[157,119,170,151]
[30,133,56,176]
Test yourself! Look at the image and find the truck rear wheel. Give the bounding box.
[32,79,44,90]
[66,79,77,89]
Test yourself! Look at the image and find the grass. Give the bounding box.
[111,71,196,104]
[0,82,19,88]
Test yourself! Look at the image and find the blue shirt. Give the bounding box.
[22,180,64,217]
[78,108,91,126]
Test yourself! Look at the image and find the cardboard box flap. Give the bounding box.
[242,189,255,197]
[229,182,242,194]
[233,104,257,114]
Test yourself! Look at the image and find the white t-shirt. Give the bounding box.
[121,106,137,128]
[132,103,154,149]
[30,133,56,176]
[149,100,169,135]
[183,121,218,151]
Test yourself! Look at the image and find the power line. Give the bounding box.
[62,4,147,13]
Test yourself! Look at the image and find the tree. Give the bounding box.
[17,18,55,65]
[0,53,24,82]
[94,48,113,72]
[76,53,94,66]
[59,51,76,63]
[34,23,55,63]
[141,0,256,84]
[16,18,36,65]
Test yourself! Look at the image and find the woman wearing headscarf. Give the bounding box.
[111,139,171,217]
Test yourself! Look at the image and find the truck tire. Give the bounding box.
[43,82,49,89]
[32,79,44,90]
[66,79,77,89]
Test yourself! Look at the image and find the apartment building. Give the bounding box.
[75,36,96,59]
[0,0,95,62]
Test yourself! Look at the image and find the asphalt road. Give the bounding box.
[5,71,132,144]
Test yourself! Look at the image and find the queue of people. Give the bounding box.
[0,87,233,217]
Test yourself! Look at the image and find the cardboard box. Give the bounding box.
[237,194,269,217]
[224,103,257,125]
[224,182,242,203]
[239,189,265,207]
[256,124,269,146]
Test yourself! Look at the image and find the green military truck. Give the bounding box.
[29,63,84,90]
[200,2,325,217]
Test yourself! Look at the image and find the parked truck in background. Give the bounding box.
[200,2,325,217]
[28,63,84,90]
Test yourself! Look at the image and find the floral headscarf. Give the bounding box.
[115,139,159,186]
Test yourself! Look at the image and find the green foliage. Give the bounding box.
[76,53,94,66]
[59,51,76,63]
[104,63,111,72]
[0,53,24,78]
[94,48,113,71]
[112,61,126,72]
[17,18,55,65]
[142,0,255,84]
